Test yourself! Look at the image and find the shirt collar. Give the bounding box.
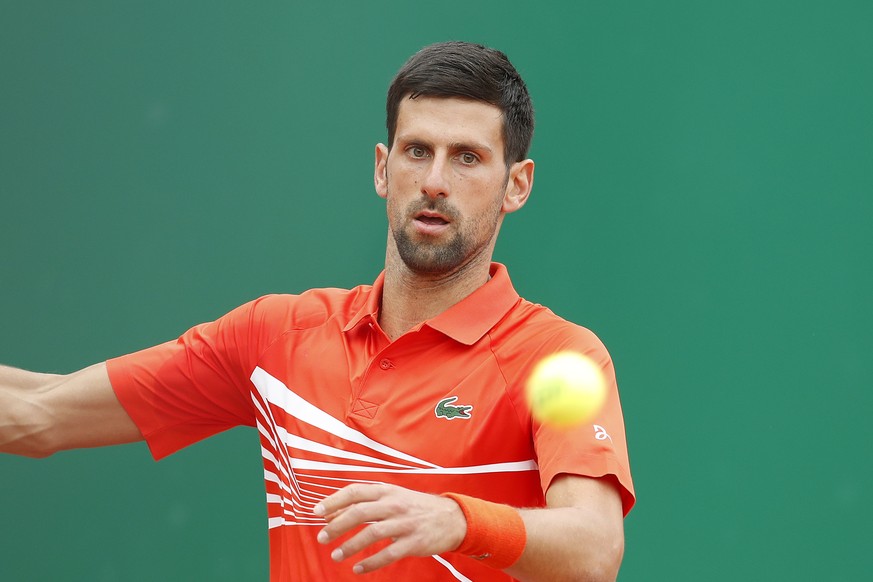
[426,262,519,345]
[342,271,385,333]
[343,263,520,345]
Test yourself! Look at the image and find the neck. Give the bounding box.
[378,254,492,341]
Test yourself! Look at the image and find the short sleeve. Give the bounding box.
[529,331,636,516]
[106,296,288,460]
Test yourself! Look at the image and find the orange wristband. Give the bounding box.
[441,493,527,570]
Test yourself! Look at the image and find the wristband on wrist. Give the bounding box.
[441,492,527,569]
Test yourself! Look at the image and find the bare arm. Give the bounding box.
[1,363,143,458]
[507,474,625,581]
[315,474,625,581]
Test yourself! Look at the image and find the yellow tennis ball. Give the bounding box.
[526,351,607,428]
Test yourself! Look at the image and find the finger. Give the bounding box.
[314,483,384,518]
[350,536,416,574]
[319,506,347,523]
[330,517,407,562]
[317,499,394,545]
[331,520,417,573]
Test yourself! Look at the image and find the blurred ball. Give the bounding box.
[525,351,607,428]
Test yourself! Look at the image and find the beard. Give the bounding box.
[388,195,502,275]
[393,221,467,274]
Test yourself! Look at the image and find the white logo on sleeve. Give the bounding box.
[593,424,612,442]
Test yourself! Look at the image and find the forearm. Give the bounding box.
[0,364,63,391]
[1,363,141,458]
[449,475,625,582]
[0,365,60,457]
[505,505,624,582]
[315,477,626,578]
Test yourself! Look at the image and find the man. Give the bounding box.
[1,42,634,581]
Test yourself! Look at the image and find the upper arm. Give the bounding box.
[546,473,624,523]
[34,362,142,456]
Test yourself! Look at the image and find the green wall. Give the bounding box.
[2,1,870,580]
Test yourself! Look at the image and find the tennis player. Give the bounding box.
[1,41,634,581]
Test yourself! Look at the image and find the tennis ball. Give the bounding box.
[525,351,607,428]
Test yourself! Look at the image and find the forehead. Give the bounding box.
[394,96,505,152]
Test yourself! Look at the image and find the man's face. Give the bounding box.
[375,96,528,276]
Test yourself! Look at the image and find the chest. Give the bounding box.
[251,323,536,473]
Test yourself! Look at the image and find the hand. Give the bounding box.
[314,483,467,574]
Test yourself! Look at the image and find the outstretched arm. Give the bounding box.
[315,474,625,582]
[1,363,142,457]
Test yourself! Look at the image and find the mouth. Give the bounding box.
[415,211,450,226]
[412,210,451,235]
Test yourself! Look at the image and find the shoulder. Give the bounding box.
[498,298,604,346]
[234,284,371,329]
[489,298,611,375]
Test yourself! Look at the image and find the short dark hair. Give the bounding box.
[386,41,534,165]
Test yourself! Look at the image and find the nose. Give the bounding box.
[420,154,450,199]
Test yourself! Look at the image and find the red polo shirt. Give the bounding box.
[107,263,634,581]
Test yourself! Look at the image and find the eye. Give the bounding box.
[459,152,478,165]
[408,146,428,159]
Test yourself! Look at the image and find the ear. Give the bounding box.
[374,143,389,199]
[502,158,535,214]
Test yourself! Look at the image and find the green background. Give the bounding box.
[2,1,871,580]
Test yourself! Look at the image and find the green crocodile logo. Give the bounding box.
[435,396,473,420]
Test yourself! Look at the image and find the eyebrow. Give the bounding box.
[398,135,493,152]
[448,141,493,154]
